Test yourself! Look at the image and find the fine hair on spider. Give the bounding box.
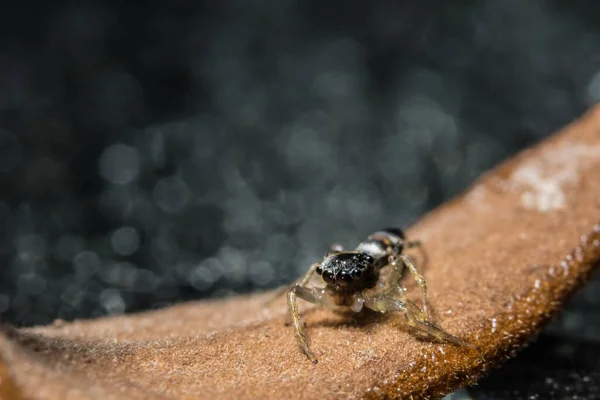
[277,227,472,364]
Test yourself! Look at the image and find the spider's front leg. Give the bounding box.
[363,293,471,347]
[388,254,431,321]
[287,285,337,364]
[264,262,320,306]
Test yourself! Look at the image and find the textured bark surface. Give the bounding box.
[1,107,600,399]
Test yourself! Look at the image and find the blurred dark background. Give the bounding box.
[2,1,600,398]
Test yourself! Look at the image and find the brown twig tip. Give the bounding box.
[2,106,600,399]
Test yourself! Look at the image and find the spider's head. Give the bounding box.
[316,252,377,291]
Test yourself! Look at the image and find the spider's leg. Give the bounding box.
[287,285,336,364]
[299,262,320,286]
[405,239,428,268]
[264,262,319,306]
[363,293,471,347]
[405,239,422,249]
[325,243,344,258]
[329,243,344,253]
[381,255,405,297]
[392,254,430,321]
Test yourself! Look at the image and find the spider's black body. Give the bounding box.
[316,252,377,292]
[315,228,406,294]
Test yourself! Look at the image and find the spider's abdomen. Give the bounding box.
[355,227,405,263]
[355,239,387,261]
[316,252,377,292]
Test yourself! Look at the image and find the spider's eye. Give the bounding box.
[316,265,323,275]
[339,272,352,284]
[352,269,364,279]
[322,270,334,283]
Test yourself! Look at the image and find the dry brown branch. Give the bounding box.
[2,106,600,399]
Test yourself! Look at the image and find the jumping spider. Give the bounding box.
[283,227,470,364]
